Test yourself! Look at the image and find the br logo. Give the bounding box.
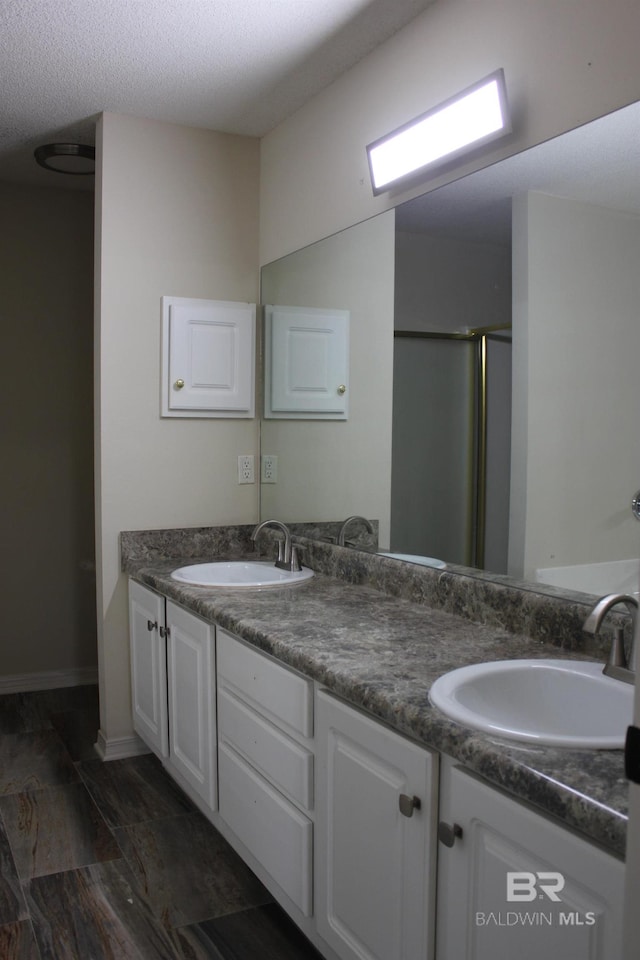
[507,872,565,902]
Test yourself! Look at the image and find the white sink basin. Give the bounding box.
[171,561,314,589]
[429,659,633,748]
[378,552,446,569]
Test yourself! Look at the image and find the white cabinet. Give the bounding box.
[216,629,314,916]
[315,689,438,960]
[128,581,216,811]
[161,296,256,418]
[165,601,216,810]
[130,580,624,960]
[264,304,349,419]
[436,759,625,960]
[129,579,168,759]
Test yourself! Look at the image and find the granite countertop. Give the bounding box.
[122,536,628,860]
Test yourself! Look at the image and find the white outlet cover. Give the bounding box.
[238,455,255,484]
[261,454,278,483]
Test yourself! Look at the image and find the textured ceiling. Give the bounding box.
[0,0,434,188]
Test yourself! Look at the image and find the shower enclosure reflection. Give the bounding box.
[391,329,511,572]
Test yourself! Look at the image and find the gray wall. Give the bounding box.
[0,182,96,683]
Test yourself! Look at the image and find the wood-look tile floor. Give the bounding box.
[0,686,323,959]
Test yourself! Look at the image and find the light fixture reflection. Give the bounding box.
[366,69,511,194]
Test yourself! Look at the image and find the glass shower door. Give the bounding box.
[390,336,475,566]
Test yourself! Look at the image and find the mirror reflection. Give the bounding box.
[260,98,640,598]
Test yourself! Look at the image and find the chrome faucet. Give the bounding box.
[337,515,374,547]
[251,519,301,572]
[583,593,639,684]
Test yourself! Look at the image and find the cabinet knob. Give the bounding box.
[147,620,157,632]
[399,794,421,818]
[159,626,170,639]
[337,384,346,396]
[438,821,463,847]
[174,379,185,390]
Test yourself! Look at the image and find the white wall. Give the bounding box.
[260,211,395,545]
[510,192,640,580]
[0,182,96,684]
[260,0,640,264]
[95,112,260,748]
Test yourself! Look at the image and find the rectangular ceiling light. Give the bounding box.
[366,69,511,194]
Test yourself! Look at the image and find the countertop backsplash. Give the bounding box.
[120,523,619,660]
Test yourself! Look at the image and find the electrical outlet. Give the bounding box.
[237,455,255,484]
[261,454,278,483]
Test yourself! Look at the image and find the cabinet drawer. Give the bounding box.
[217,629,313,738]
[218,743,313,916]
[218,687,313,810]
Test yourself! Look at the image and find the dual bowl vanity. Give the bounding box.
[122,523,630,960]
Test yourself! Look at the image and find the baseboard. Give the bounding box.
[94,729,151,761]
[0,667,99,694]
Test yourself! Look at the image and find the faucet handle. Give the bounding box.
[274,543,302,572]
[289,545,302,572]
[608,627,629,670]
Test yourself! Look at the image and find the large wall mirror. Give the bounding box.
[260,98,640,598]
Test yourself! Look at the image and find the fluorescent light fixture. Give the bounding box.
[366,69,511,194]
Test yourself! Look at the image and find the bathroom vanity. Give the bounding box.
[123,527,627,960]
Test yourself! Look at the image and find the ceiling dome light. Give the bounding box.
[34,142,95,175]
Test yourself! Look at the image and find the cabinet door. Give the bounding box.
[161,296,255,418]
[166,601,216,810]
[316,690,437,960]
[264,305,349,419]
[128,580,168,758]
[436,760,624,960]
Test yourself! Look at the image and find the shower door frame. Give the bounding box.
[394,325,511,569]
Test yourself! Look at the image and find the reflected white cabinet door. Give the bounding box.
[436,760,624,960]
[161,296,255,417]
[264,304,349,418]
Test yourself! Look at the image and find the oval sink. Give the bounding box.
[171,561,314,589]
[378,552,446,569]
[429,659,633,748]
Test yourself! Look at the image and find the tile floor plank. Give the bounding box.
[0,920,41,960]
[0,823,27,924]
[79,755,195,828]
[0,783,121,881]
[114,812,272,928]
[0,732,79,797]
[26,860,181,960]
[0,694,52,737]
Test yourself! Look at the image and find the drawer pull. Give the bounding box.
[399,794,421,817]
[438,821,463,847]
